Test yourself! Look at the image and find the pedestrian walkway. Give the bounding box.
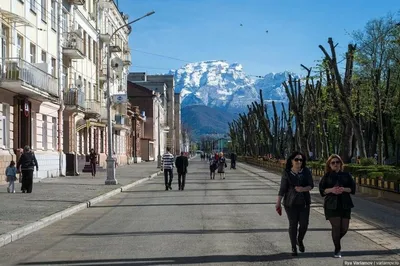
[237,161,400,255]
[0,161,160,237]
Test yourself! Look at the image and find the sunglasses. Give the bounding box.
[294,158,303,162]
[330,160,341,165]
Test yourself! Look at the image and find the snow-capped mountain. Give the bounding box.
[169,60,300,115]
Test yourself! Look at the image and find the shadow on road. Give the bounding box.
[65,227,393,237]
[18,249,400,265]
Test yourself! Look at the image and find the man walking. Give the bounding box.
[175,152,189,190]
[162,147,174,190]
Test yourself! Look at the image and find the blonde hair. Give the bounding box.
[325,154,344,173]
[219,152,223,156]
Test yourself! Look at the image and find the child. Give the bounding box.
[6,160,17,193]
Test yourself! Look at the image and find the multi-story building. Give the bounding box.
[97,0,131,167]
[0,0,64,182]
[128,72,181,157]
[127,81,167,162]
[61,0,131,174]
[0,0,132,182]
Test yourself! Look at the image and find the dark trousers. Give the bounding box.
[90,162,96,176]
[231,160,236,169]
[284,205,310,248]
[178,172,186,190]
[164,169,173,189]
[21,170,34,193]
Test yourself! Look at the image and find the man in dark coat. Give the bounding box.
[17,145,38,193]
[175,152,189,190]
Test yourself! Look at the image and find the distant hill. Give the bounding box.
[181,105,234,139]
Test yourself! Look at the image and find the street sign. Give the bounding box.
[112,94,127,104]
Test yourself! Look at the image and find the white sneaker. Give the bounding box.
[334,252,341,258]
[12,191,15,193]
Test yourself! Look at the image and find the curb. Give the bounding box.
[0,170,162,248]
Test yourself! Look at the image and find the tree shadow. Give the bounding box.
[18,249,400,265]
[90,202,277,208]
[66,227,390,237]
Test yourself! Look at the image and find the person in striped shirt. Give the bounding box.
[162,147,175,190]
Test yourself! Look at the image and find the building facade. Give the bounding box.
[0,0,132,182]
[128,73,181,157]
[127,81,167,162]
[0,0,65,182]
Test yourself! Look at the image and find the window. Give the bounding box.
[41,50,46,63]
[100,129,104,153]
[84,79,87,94]
[1,25,9,59]
[62,9,68,33]
[51,0,56,30]
[51,58,56,77]
[88,82,91,98]
[30,43,36,63]
[93,40,97,64]
[30,0,36,13]
[94,84,98,101]
[52,117,57,150]
[83,31,86,56]
[41,0,47,22]
[0,104,10,148]
[88,36,91,60]
[16,35,23,59]
[62,65,68,90]
[42,114,47,150]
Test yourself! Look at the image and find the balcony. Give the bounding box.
[123,52,131,66]
[68,0,85,5]
[62,32,84,59]
[99,64,107,81]
[100,105,116,123]
[64,89,85,111]
[85,100,101,119]
[114,114,130,130]
[99,24,112,43]
[0,58,58,99]
[109,37,123,53]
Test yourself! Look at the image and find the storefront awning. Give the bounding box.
[0,9,34,27]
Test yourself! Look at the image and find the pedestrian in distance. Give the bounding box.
[175,152,189,190]
[162,147,174,190]
[275,151,314,256]
[217,152,227,179]
[6,160,17,193]
[319,154,356,258]
[17,145,38,193]
[209,153,218,179]
[230,152,237,169]
[89,148,97,178]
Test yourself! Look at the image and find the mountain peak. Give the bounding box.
[170,60,300,114]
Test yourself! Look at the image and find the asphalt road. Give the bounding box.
[0,158,399,266]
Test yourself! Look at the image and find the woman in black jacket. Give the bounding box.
[276,151,314,256]
[17,145,38,193]
[319,154,356,258]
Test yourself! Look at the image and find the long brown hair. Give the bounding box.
[325,154,344,173]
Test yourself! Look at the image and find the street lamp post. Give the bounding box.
[105,11,155,185]
[157,96,162,168]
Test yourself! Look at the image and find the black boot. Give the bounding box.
[291,247,298,256]
[297,240,305,252]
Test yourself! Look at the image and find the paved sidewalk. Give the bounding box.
[0,161,161,236]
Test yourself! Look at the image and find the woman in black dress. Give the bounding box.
[319,154,356,258]
[276,151,314,256]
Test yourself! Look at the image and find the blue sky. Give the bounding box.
[116,0,399,76]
